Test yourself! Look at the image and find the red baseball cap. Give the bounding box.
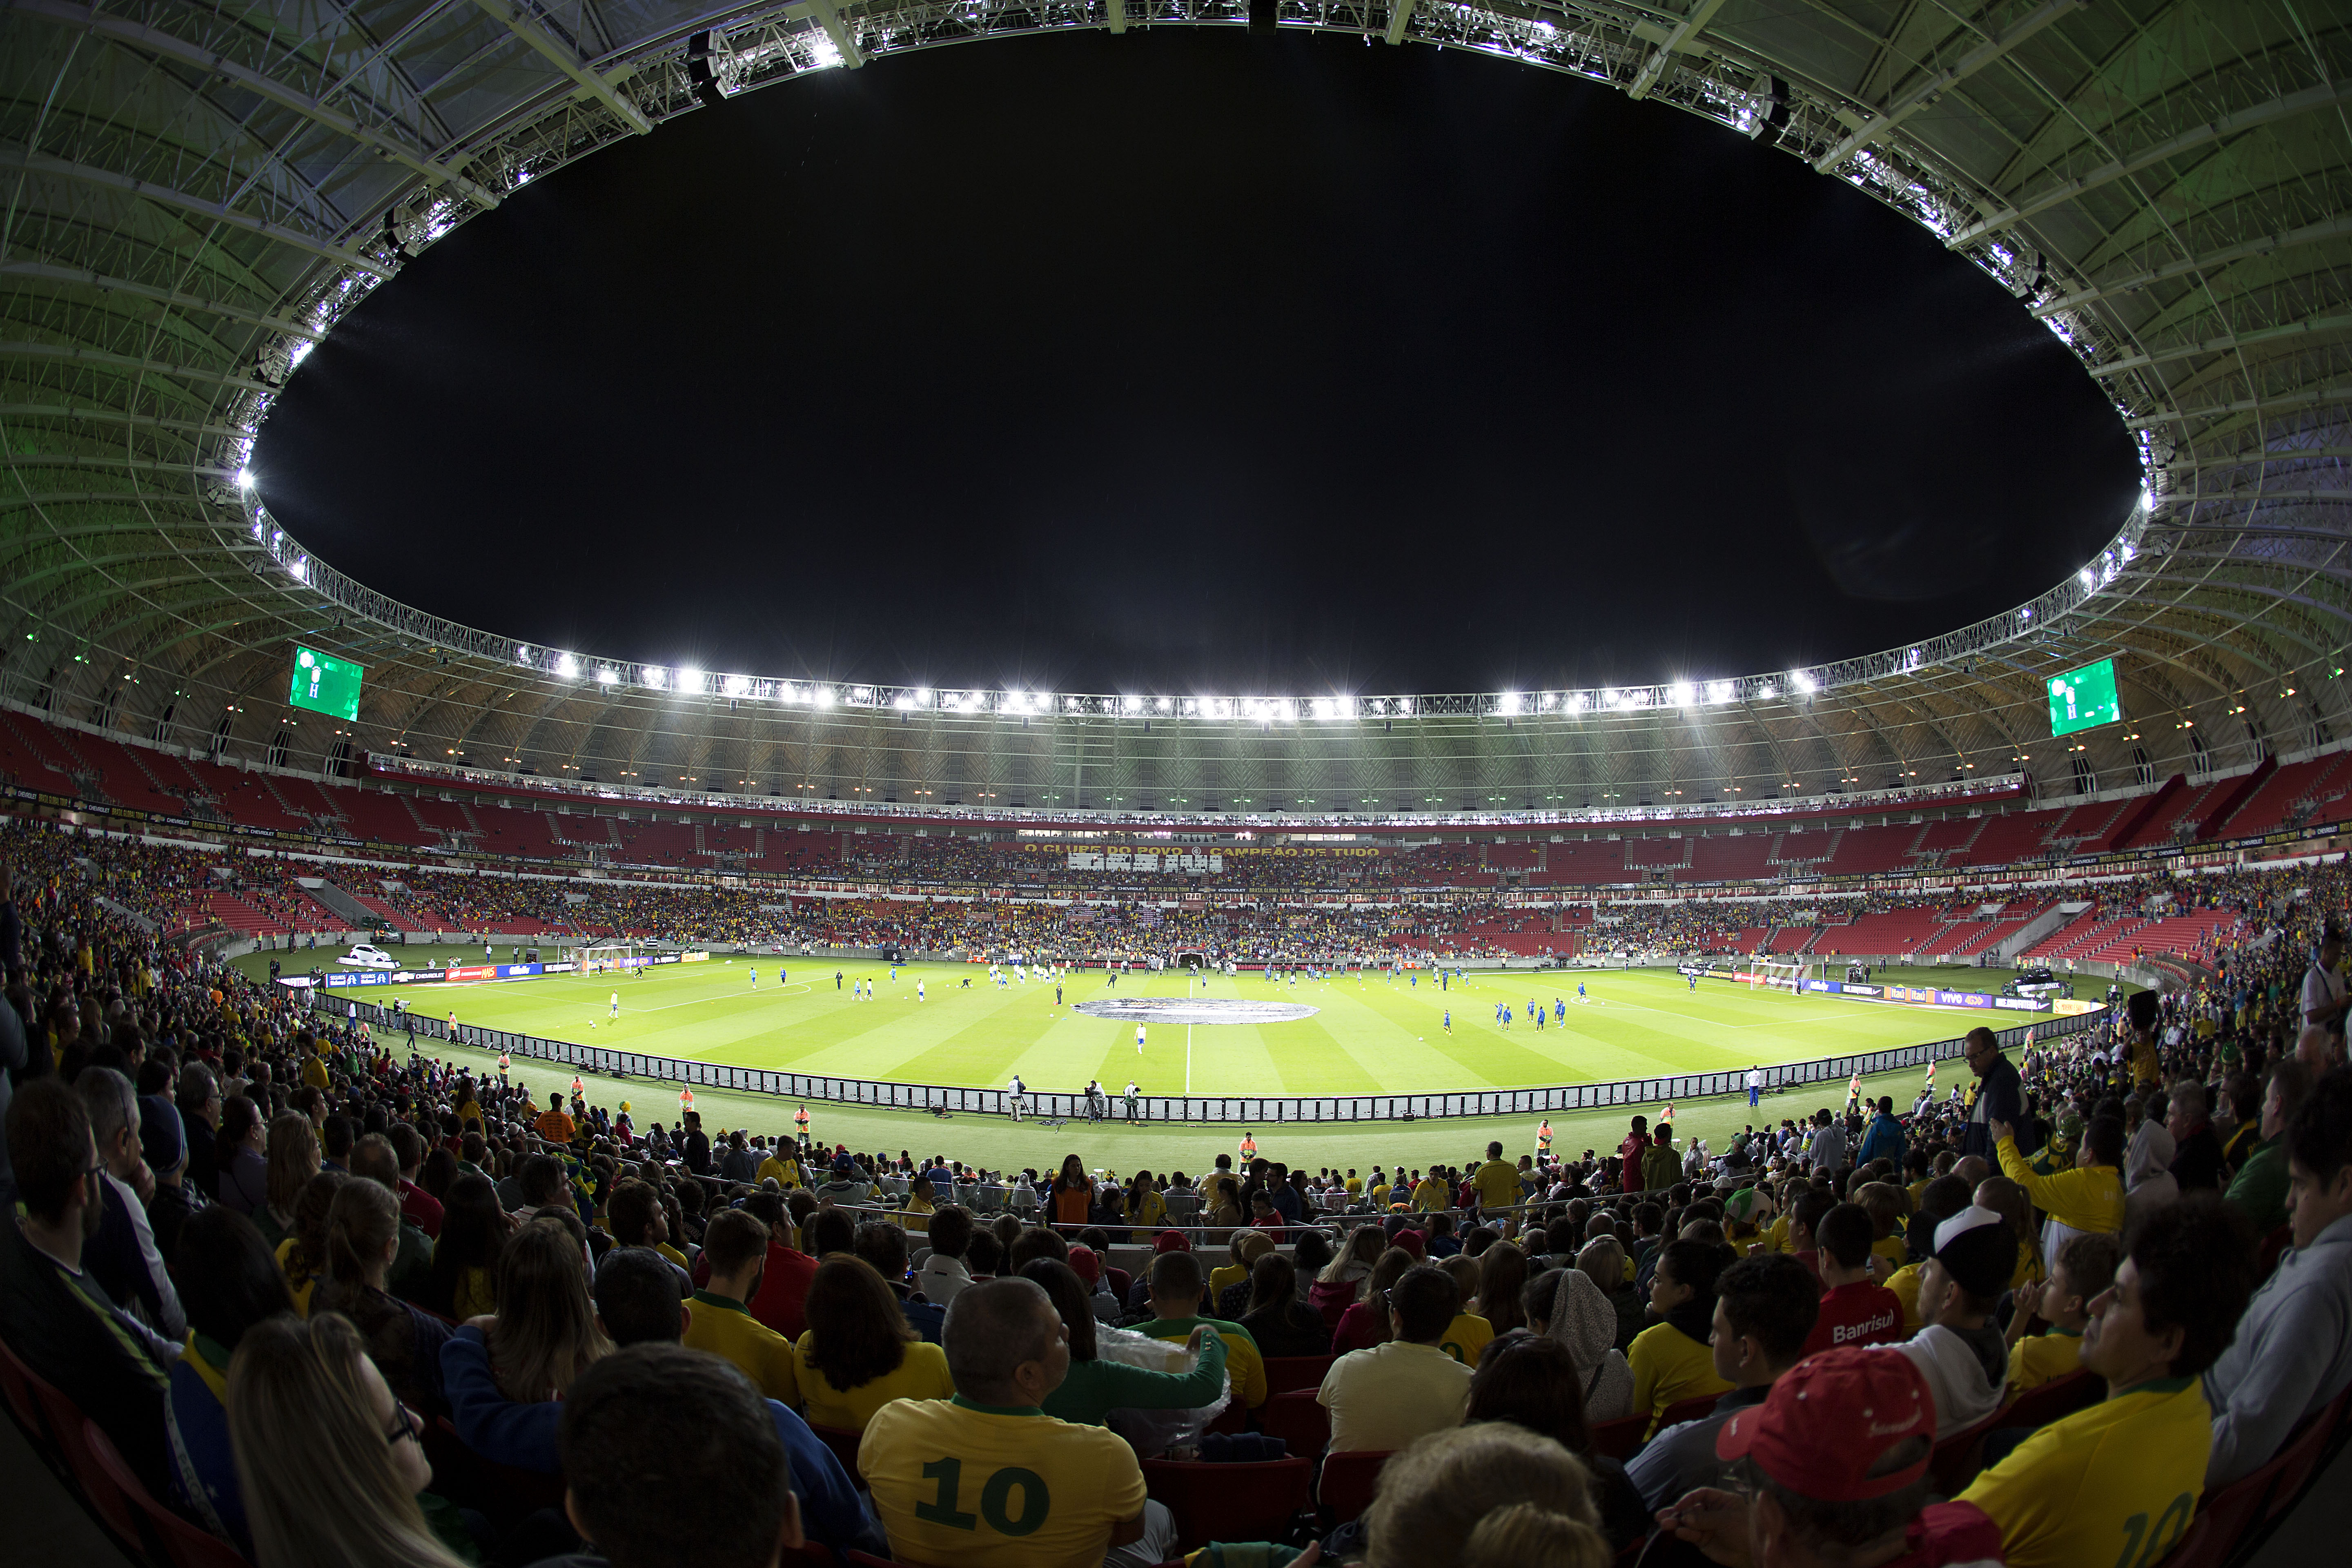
[1154,1230,1193,1254]
[1714,1348,1933,1501]
[1067,1245,1101,1285]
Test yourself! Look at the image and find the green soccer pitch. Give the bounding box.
[235,946,2109,1170]
[240,948,2028,1099]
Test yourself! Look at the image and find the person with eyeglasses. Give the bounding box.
[225,1312,474,1568]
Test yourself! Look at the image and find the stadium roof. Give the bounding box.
[3,0,2348,817]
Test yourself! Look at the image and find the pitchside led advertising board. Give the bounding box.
[289,645,365,722]
[2047,657,2122,737]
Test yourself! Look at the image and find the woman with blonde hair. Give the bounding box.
[1362,1422,1610,1568]
[1310,1223,1387,1330]
[226,1313,472,1568]
[312,1179,450,1416]
[484,1216,611,1403]
[255,1112,318,1247]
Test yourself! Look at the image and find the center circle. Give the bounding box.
[1074,998,1322,1026]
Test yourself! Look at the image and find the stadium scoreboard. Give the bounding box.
[2047,657,2120,737]
[289,645,365,722]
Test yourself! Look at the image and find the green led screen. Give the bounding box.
[2047,657,2121,738]
[289,645,364,722]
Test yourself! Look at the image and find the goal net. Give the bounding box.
[574,942,643,978]
[1754,959,1813,994]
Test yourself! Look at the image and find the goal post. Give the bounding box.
[573,942,643,979]
[1755,958,1814,994]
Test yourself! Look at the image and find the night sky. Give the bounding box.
[254,28,2140,696]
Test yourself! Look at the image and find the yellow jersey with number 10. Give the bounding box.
[859,1396,1147,1568]
[1958,1376,2211,1568]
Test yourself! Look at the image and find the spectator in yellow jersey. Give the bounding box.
[1470,1141,1521,1216]
[2002,1231,2120,1398]
[1627,1239,1737,1437]
[681,1209,797,1403]
[1992,1111,2125,1268]
[1960,1199,2257,1568]
[860,1276,1172,1568]
[1134,1248,1266,1408]
[791,1257,956,1431]
[1411,1170,1449,1212]
[755,1143,801,1189]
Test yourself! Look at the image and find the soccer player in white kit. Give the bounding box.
[609,991,619,1018]
[1136,1024,1146,1055]
[749,967,757,988]
[917,980,924,1002]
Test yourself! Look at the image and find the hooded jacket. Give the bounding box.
[1548,1267,1636,1423]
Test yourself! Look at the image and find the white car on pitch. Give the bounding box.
[339,943,398,969]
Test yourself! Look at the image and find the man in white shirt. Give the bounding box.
[1318,1264,1472,1453]
[1872,1206,2016,1438]
[913,1204,977,1307]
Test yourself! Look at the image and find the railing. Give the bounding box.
[316,994,2103,1125]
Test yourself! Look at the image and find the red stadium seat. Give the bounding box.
[421,1415,567,1522]
[2000,1369,2101,1432]
[1587,1413,1650,1461]
[1261,1354,1335,1395]
[1927,1405,2011,1494]
[1317,1448,1393,1521]
[32,1374,115,1519]
[81,1418,249,1568]
[808,1422,868,1484]
[1658,1394,1721,1429]
[0,1330,49,1443]
[1140,1456,1313,1552]
[1257,1388,1330,1456]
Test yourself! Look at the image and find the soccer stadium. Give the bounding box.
[4,2,2352,1567]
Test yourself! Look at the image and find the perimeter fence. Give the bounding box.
[311,993,2105,1126]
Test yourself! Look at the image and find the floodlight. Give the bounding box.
[237,468,254,490]
[2079,567,2095,588]
[1709,681,1733,704]
[814,686,834,706]
[1156,697,1172,714]
[915,687,932,705]
[1499,691,1521,716]
[554,652,578,679]
[894,693,913,710]
[680,668,704,694]
[595,666,617,685]
[1791,671,1817,694]
[726,675,749,697]
[959,692,978,712]
[1668,682,1693,708]
[2140,488,2155,512]
[1566,693,1587,713]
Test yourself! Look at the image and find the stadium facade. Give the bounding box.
[3,0,2348,826]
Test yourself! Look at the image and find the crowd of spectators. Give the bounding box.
[7,806,2352,1568]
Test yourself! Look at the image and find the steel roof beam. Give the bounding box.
[0,151,393,282]
[1814,0,2084,174]
[12,2,501,210]
[1952,78,2352,248]
[468,0,655,132]
[1627,0,1729,102]
[2089,314,2352,379]
[0,341,273,394]
[2035,212,2352,318]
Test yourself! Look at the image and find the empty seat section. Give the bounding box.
[1485,843,1540,870]
[275,776,347,824]
[333,791,435,846]
[1686,835,1774,881]
[1821,824,1920,877]
[75,737,190,815]
[2120,779,2230,849]
[612,819,702,864]
[1621,837,1689,869]
[1953,810,2062,866]
[1537,840,1631,886]
[0,712,84,795]
[1820,908,1953,955]
[408,795,478,842]
[2216,757,2331,839]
